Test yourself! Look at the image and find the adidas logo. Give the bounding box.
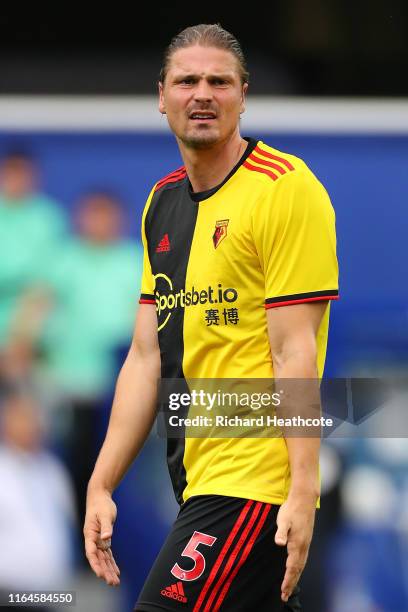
[156,233,171,253]
[160,581,187,604]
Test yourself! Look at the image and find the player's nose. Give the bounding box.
[193,79,213,103]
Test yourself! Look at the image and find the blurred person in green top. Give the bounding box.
[41,190,142,400]
[0,149,67,346]
[39,190,143,525]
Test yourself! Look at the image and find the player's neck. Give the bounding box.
[178,133,247,194]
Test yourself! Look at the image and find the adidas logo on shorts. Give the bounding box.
[160,580,187,603]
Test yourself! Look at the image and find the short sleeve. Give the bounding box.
[139,185,156,305]
[250,170,339,308]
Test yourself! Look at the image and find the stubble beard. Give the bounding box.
[180,128,220,150]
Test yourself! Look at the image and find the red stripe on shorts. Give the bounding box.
[192,500,254,612]
[213,503,272,611]
[202,502,264,612]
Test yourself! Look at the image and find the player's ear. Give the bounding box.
[240,83,248,114]
[158,81,166,114]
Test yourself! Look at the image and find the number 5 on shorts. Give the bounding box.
[171,530,217,581]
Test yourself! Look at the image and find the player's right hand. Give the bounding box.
[83,489,120,586]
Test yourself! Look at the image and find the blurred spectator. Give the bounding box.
[37,190,143,526]
[0,338,73,456]
[0,149,67,347]
[0,391,76,608]
[40,190,141,398]
[325,452,408,611]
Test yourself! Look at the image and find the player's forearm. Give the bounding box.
[284,436,320,500]
[88,344,160,495]
[273,349,320,500]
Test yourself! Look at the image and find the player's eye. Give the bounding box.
[179,77,196,85]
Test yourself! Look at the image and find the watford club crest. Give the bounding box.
[212,219,229,248]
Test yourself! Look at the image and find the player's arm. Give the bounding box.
[84,303,160,586]
[267,301,326,603]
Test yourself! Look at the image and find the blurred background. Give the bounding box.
[1,3,408,611]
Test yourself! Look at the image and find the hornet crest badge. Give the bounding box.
[212,219,229,248]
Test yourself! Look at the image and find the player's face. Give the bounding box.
[159,45,247,149]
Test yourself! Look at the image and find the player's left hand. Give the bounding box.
[274,490,317,603]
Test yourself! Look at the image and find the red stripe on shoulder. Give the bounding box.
[248,151,288,176]
[155,168,187,192]
[155,167,186,186]
[255,145,295,171]
[155,172,187,192]
[243,160,279,181]
[158,165,186,183]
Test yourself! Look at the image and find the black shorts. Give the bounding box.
[135,495,301,611]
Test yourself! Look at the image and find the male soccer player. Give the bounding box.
[84,24,339,611]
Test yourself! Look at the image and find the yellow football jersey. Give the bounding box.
[139,138,339,506]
